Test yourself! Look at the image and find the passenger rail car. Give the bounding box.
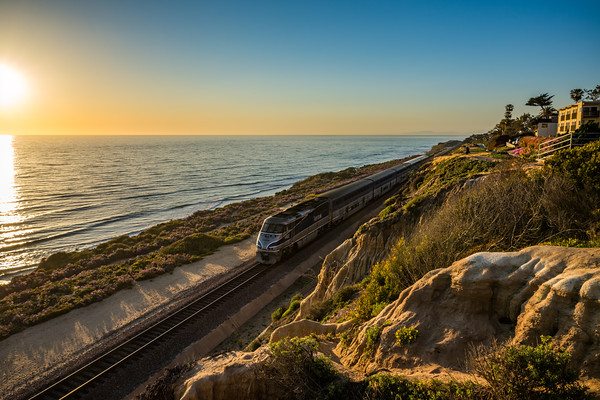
[256,154,430,264]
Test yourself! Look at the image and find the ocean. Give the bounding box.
[0,135,464,282]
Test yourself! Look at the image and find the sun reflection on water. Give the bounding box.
[0,135,23,231]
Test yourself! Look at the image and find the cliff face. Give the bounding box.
[341,246,600,379]
[295,171,484,321]
[296,212,412,320]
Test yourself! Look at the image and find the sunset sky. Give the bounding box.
[1,0,599,135]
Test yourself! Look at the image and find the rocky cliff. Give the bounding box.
[342,246,600,379]
[173,246,600,399]
[296,206,416,320]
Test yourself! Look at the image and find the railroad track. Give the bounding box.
[28,262,270,400]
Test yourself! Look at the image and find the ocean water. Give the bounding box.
[0,135,463,282]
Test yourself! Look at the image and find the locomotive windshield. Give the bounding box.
[262,223,286,233]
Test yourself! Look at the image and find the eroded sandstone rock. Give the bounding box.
[173,349,282,400]
[341,246,600,380]
[296,219,407,320]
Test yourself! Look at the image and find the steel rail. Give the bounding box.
[28,262,268,400]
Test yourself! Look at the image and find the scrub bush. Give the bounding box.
[395,326,419,346]
[307,299,335,322]
[258,337,344,400]
[470,337,589,400]
[160,233,223,256]
[355,166,600,324]
[282,299,302,318]
[38,252,76,271]
[333,285,360,307]
[271,307,285,322]
[364,321,391,356]
[545,140,600,191]
[365,374,483,400]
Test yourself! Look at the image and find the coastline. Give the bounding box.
[0,150,433,341]
[2,135,456,277]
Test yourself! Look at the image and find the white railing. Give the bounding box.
[537,132,600,160]
[537,134,572,159]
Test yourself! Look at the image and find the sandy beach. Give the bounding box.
[0,236,257,398]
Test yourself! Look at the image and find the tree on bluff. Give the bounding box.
[585,85,600,101]
[570,88,584,103]
[526,93,555,118]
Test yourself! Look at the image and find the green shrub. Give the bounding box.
[333,285,360,307]
[38,252,74,271]
[307,299,334,322]
[395,326,419,346]
[540,237,600,248]
[339,330,356,349]
[258,337,343,400]
[272,307,285,321]
[282,299,302,318]
[291,293,304,302]
[545,140,600,191]
[378,205,396,220]
[365,373,483,400]
[354,244,407,322]
[470,336,589,400]
[160,233,223,256]
[364,321,391,356]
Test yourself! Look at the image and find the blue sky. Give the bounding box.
[1,0,599,134]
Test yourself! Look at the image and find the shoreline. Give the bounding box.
[2,135,458,278]
[0,143,459,347]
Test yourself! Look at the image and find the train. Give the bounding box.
[255,154,431,264]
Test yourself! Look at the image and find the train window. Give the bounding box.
[262,223,286,233]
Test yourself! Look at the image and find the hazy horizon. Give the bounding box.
[1,132,469,137]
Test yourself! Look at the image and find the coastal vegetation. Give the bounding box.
[0,157,413,339]
[290,141,599,399]
[340,143,599,329]
[469,336,588,400]
[570,84,600,102]
[257,336,344,400]
[246,334,587,399]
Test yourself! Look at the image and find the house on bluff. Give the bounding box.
[557,101,600,134]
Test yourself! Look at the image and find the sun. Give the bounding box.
[0,63,30,109]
